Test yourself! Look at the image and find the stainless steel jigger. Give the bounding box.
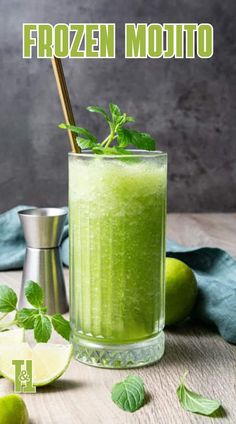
[18,208,68,314]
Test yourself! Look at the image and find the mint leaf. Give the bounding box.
[177,372,221,416]
[125,116,135,123]
[111,375,145,412]
[34,314,52,343]
[92,146,133,156]
[117,128,131,147]
[52,314,71,341]
[58,123,97,143]
[117,114,135,127]
[16,308,39,329]
[87,106,111,122]
[118,128,155,150]
[114,147,133,155]
[25,281,44,308]
[115,114,126,127]
[92,145,115,155]
[92,145,105,155]
[109,103,121,122]
[0,285,17,312]
[76,137,97,150]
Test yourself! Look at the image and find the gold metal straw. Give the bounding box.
[51,56,80,153]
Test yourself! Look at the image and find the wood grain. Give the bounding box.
[0,214,236,424]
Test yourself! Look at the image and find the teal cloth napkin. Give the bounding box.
[0,206,235,344]
[166,240,236,344]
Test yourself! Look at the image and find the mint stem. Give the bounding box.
[105,130,115,148]
[101,135,111,146]
[181,370,189,385]
[103,123,120,148]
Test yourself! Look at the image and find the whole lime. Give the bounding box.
[0,394,29,424]
[165,257,198,326]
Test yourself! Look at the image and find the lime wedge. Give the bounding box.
[0,328,24,344]
[0,329,25,377]
[0,342,73,386]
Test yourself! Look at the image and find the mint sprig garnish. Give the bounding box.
[0,281,71,343]
[59,102,156,154]
[111,375,145,412]
[177,371,221,416]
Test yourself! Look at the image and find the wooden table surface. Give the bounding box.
[0,214,236,424]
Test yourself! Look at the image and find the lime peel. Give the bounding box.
[0,394,29,424]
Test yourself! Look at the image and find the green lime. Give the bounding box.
[0,394,29,424]
[165,258,198,325]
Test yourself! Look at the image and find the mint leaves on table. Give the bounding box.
[59,102,156,155]
[111,375,145,412]
[177,371,221,416]
[111,371,222,416]
[0,281,70,343]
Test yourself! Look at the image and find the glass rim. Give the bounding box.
[68,149,167,159]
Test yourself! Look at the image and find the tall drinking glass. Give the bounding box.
[69,150,167,368]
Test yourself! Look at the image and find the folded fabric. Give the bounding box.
[167,240,236,344]
[0,206,235,344]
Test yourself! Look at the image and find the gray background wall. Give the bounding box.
[0,0,235,212]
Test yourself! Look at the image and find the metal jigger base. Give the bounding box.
[19,247,68,315]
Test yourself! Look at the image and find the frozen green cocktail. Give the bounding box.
[69,151,167,368]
